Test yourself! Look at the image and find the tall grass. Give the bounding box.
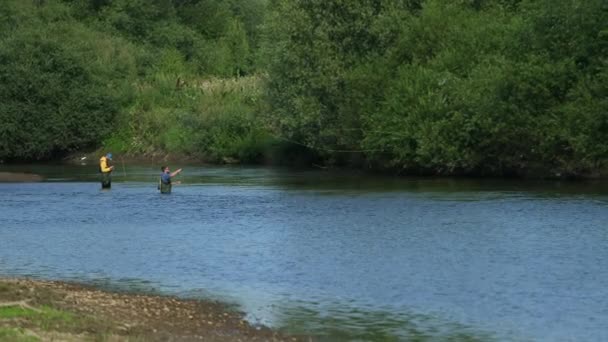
[106,74,276,163]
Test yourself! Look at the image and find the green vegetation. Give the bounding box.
[0,288,119,341]
[0,303,103,331]
[264,0,608,176]
[0,1,136,161]
[0,304,99,341]
[121,75,273,163]
[0,305,75,323]
[0,0,606,177]
[0,281,113,340]
[0,328,39,342]
[0,0,269,164]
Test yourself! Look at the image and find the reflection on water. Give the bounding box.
[3,162,608,195]
[275,304,493,341]
[1,164,607,341]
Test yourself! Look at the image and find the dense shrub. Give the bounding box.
[0,2,136,160]
[264,0,608,176]
[2,0,606,176]
[0,0,267,162]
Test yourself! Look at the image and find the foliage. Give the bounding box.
[0,328,38,342]
[0,0,136,161]
[123,75,271,163]
[2,0,607,177]
[0,0,268,162]
[264,0,608,176]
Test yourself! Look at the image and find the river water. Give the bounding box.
[1,164,607,341]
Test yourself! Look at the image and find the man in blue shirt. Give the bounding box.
[159,166,182,194]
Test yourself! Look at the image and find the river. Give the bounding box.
[1,164,607,341]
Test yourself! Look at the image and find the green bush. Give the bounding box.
[0,1,136,161]
[263,0,608,176]
[3,0,606,176]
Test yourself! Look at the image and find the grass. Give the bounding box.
[0,302,118,341]
[0,306,72,321]
[0,281,170,341]
[0,327,39,342]
[105,74,278,164]
[0,304,80,334]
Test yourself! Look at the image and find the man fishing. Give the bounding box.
[159,166,182,194]
[99,153,114,189]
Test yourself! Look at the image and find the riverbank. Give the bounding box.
[0,173,44,182]
[66,151,608,180]
[0,278,303,341]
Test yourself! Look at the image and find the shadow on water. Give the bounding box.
[275,304,494,341]
[2,163,608,198]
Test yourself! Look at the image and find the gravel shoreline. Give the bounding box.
[0,277,306,341]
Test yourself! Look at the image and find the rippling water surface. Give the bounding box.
[1,164,607,341]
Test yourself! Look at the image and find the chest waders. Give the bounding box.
[99,157,112,189]
[101,170,111,189]
[159,178,172,194]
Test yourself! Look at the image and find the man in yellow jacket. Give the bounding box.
[99,153,114,189]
